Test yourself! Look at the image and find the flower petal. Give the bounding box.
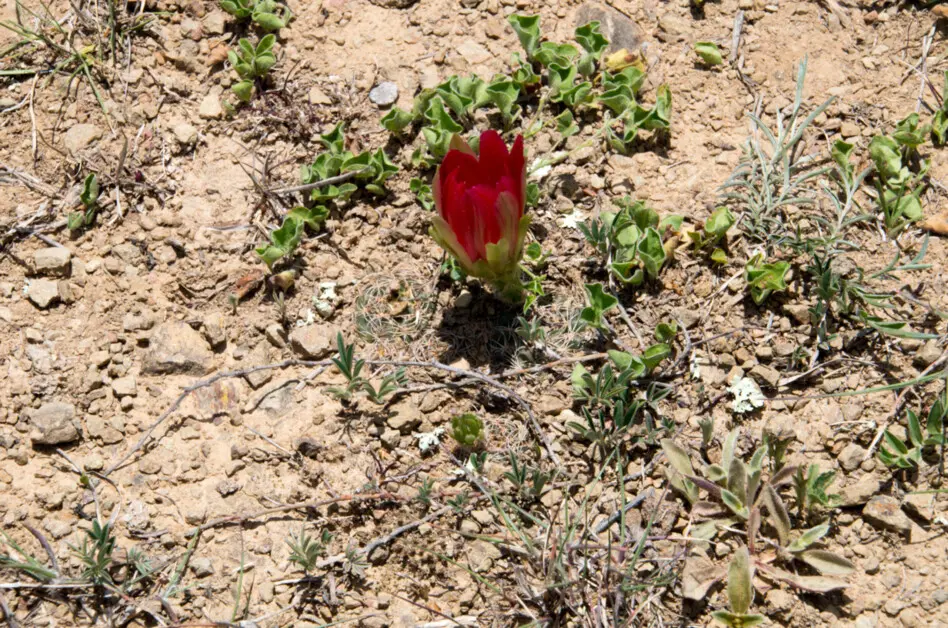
[507,135,526,210]
[477,130,511,185]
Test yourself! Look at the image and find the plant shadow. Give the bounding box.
[434,283,524,372]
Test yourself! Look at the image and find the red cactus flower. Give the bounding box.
[430,130,530,300]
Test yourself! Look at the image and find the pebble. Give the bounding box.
[387,401,422,433]
[288,324,339,359]
[454,290,473,308]
[368,82,398,107]
[862,495,911,535]
[199,93,223,120]
[265,324,286,349]
[309,85,332,105]
[112,376,138,398]
[29,402,79,445]
[143,322,213,374]
[27,279,61,309]
[837,443,865,472]
[456,40,491,64]
[33,247,72,276]
[203,10,227,35]
[202,311,227,349]
[64,124,102,153]
[172,121,198,145]
[839,475,881,506]
[191,557,215,577]
[913,340,942,367]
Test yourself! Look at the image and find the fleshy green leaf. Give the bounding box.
[580,283,618,330]
[381,107,415,134]
[727,546,753,615]
[695,41,723,66]
[507,14,541,59]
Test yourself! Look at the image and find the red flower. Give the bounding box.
[430,131,529,288]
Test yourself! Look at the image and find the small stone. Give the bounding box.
[216,479,240,496]
[902,493,934,522]
[112,376,138,398]
[203,10,227,35]
[190,557,215,577]
[750,364,780,387]
[226,460,246,477]
[288,325,338,359]
[27,279,61,308]
[265,324,286,348]
[33,247,72,276]
[308,85,332,105]
[368,81,398,107]
[172,121,198,145]
[863,495,911,535]
[837,443,865,472]
[199,93,223,119]
[387,401,422,434]
[64,124,102,153]
[380,428,401,449]
[244,343,274,389]
[456,40,491,64]
[914,340,942,367]
[202,311,226,349]
[839,475,881,506]
[144,322,213,374]
[296,437,321,459]
[185,503,207,525]
[840,121,860,137]
[454,290,473,309]
[44,519,73,540]
[30,402,79,445]
[672,306,700,329]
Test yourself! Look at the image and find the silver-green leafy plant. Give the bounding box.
[720,57,833,252]
[220,0,289,31]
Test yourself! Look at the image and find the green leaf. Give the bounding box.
[860,314,937,340]
[711,248,728,264]
[640,343,671,372]
[80,174,99,209]
[797,550,855,576]
[255,216,303,269]
[694,41,722,66]
[575,21,608,57]
[654,321,677,343]
[661,439,695,476]
[721,489,748,519]
[869,135,905,184]
[486,79,521,122]
[907,410,925,448]
[636,227,666,279]
[705,206,735,238]
[67,211,85,231]
[711,611,766,627]
[788,523,829,553]
[253,11,285,31]
[508,15,541,59]
[745,254,789,305]
[892,112,930,149]
[580,283,618,330]
[380,107,415,134]
[555,110,579,139]
[727,546,753,615]
[762,483,791,548]
[832,139,855,183]
[286,205,328,231]
[232,80,254,102]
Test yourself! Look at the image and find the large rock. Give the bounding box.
[144,322,213,374]
[575,3,645,53]
[33,247,72,276]
[288,325,338,359]
[30,402,79,445]
[863,495,911,535]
